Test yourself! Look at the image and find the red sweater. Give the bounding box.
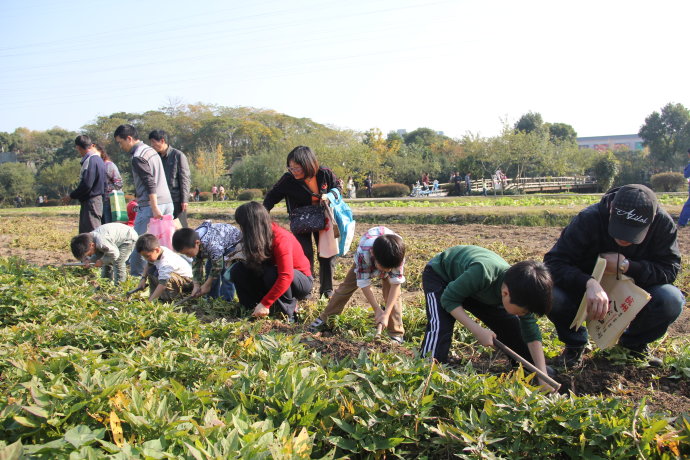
[261,222,312,307]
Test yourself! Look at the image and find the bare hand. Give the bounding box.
[475,327,497,348]
[137,278,147,290]
[94,260,103,268]
[586,278,609,321]
[191,283,201,298]
[82,261,91,269]
[600,252,622,275]
[198,281,212,296]
[252,303,270,318]
[374,308,388,328]
[151,206,162,219]
[181,202,188,212]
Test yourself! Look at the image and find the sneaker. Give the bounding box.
[389,335,404,344]
[554,346,584,369]
[621,344,663,367]
[307,318,326,333]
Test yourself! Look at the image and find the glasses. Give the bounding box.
[287,166,303,173]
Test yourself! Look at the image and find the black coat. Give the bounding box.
[544,187,681,300]
[263,167,341,213]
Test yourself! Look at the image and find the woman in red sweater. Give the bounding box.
[230,201,313,321]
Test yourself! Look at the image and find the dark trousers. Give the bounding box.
[230,261,313,319]
[419,264,532,364]
[102,197,112,224]
[295,231,335,296]
[173,201,188,228]
[548,284,684,349]
[79,196,103,233]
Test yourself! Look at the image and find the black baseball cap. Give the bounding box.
[608,184,657,244]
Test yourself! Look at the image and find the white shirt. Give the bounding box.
[153,246,192,282]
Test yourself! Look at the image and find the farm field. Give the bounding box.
[1,196,690,458]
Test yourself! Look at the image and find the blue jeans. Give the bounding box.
[548,284,684,349]
[206,259,235,301]
[679,187,690,226]
[129,203,174,277]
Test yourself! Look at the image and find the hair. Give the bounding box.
[114,124,139,140]
[172,228,200,251]
[148,129,168,142]
[503,260,553,316]
[286,146,319,178]
[135,233,161,253]
[372,234,405,269]
[234,201,273,270]
[94,143,110,162]
[74,135,92,150]
[70,233,94,260]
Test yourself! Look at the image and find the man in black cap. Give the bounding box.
[544,184,683,368]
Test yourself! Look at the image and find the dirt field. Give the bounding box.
[2,216,690,416]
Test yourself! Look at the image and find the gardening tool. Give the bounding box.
[171,295,194,309]
[493,338,561,392]
[125,286,146,297]
[375,323,384,337]
[62,262,86,266]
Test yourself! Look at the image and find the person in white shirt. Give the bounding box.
[135,234,193,301]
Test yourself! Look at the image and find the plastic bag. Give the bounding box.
[109,190,127,222]
[318,206,339,258]
[147,215,175,249]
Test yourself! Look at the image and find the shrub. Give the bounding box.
[237,188,264,200]
[45,199,61,207]
[651,172,687,192]
[372,183,410,197]
[198,192,212,202]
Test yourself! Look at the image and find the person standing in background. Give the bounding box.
[70,135,106,233]
[364,174,373,198]
[678,149,690,228]
[149,130,191,228]
[95,144,123,224]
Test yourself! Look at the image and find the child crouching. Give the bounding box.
[308,226,406,343]
[135,234,193,302]
[70,223,138,285]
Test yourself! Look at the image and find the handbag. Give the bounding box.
[288,182,327,234]
[289,205,326,234]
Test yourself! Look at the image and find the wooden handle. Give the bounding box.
[375,323,384,336]
[493,338,561,391]
[125,286,145,297]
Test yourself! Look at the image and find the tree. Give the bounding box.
[0,163,36,203]
[547,122,577,143]
[638,102,690,169]
[514,112,545,135]
[592,152,619,192]
[36,158,80,198]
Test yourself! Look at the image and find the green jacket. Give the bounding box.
[429,245,541,343]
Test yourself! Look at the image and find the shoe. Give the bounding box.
[307,318,326,333]
[320,290,334,300]
[621,344,663,367]
[554,346,584,369]
[389,335,404,344]
[546,365,558,379]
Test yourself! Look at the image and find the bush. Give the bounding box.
[198,192,212,202]
[372,183,410,198]
[651,172,687,192]
[237,188,264,200]
[45,199,62,207]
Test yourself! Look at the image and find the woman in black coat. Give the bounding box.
[263,146,341,299]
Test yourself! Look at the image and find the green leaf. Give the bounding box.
[22,405,49,419]
[64,425,103,449]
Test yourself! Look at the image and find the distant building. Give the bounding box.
[396,129,407,136]
[0,152,18,164]
[577,134,644,152]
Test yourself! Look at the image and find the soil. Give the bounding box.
[3,217,690,416]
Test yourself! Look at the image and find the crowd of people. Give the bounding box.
[66,125,685,390]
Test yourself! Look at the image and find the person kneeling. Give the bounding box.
[419,245,553,386]
[135,234,193,302]
[172,222,242,301]
[230,202,312,322]
[308,226,406,344]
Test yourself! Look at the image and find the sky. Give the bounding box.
[1,0,689,139]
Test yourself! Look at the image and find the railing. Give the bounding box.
[437,176,597,196]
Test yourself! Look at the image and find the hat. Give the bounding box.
[608,184,657,244]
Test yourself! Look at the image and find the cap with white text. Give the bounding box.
[608,184,657,244]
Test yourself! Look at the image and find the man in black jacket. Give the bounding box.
[149,130,191,227]
[70,135,106,233]
[544,184,683,367]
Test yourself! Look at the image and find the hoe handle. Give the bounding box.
[494,338,561,391]
[375,323,384,337]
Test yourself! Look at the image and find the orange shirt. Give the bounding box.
[304,176,319,204]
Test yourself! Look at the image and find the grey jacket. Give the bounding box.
[160,146,191,204]
[130,141,172,207]
[90,223,139,265]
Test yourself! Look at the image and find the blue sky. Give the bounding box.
[1,0,688,138]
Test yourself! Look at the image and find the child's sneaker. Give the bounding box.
[307,318,326,333]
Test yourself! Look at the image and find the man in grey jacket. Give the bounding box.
[114,124,173,277]
[148,129,191,227]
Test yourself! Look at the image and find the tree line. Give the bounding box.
[0,102,688,205]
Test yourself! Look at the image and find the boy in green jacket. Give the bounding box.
[70,223,139,285]
[420,245,553,384]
